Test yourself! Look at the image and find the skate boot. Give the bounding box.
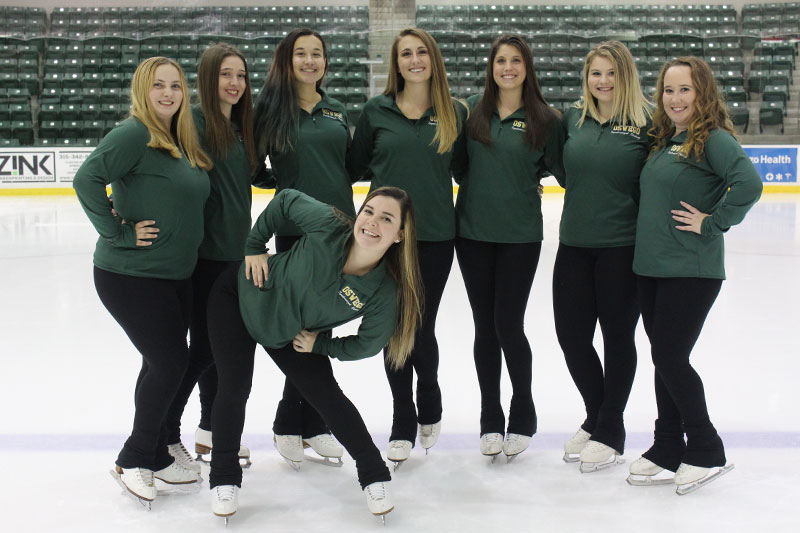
[110,465,156,509]
[626,456,674,486]
[386,440,412,471]
[168,441,201,473]
[154,461,202,488]
[579,441,624,473]
[674,462,735,495]
[418,421,441,455]
[480,433,503,463]
[195,427,252,468]
[503,433,531,463]
[211,484,239,525]
[563,428,591,463]
[274,434,304,471]
[364,481,394,525]
[303,433,344,467]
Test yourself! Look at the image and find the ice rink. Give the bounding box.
[1,190,798,532]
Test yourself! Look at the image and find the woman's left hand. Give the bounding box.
[672,201,710,235]
[292,329,318,353]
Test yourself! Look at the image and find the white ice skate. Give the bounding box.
[480,433,504,463]
[195,427,252,468]
[154,461,203,490]
[418,421,441,455]
[364,481,394,525]
[387,440,412,471]
[503,433,531,463]
[563,428,591,463]
[578,441,624,473]
[211,484,239,525]
[274,434,304,471]
[110,465,156,510]
[626,456,675,486]
[303,433,344,467]
[674,462,735,495]
[168,441,201,473]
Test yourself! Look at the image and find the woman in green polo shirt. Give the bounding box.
[161,43,259,473]
[628,57,761,494]
[206,187,422,521]
[349,27,467,466]
[73,57,212,505]
[252,28,357,466]
[554,41,652,472]
[452,34,562,462]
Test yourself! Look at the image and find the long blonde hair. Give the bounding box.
[578,41,651,128]
[651,57,735,160]
[384,28,463,154]
[356,187,423,370]
[129,56,212,170]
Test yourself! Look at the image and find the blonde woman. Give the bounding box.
[73,57,212,505]
[348,27,467,467]
[553,41,652,472]
[629,57,761,494]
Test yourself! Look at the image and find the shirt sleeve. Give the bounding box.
[245,189,338,255]
[549,111,571,188]
[73,121,147,248]
[700,131,764,236]
[542,111,566,181]
[312,283,398,361]
[347,103,375,181]
[251,161,277,189]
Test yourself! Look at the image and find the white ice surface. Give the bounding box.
[1,193,798,532]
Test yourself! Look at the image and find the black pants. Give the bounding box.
[207,266,389,489]
[94,267,192,471]
[163,259,237,443]
[552,244,639,454]
[385,239,454,442]
[455,237,541,437]
[271,235,328,438]
[637,275,726,471]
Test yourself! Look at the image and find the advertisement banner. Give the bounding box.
[743,146,798,183]
[0,148,92,185]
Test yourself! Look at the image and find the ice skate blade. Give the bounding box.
[109,469,152,510]
[676,464,735,495]
[505,453,521,464]
[579,456,625,473]
[390,459,405,472]
[305,454,344,468]
[626,474,674,486]
[281,457,302,472]
[562,452,580,463]
[484,453,500,464]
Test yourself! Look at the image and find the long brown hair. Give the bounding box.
[254,29,328,156]
[469,34,559,150]
[197,43,258,172]
[355,187,423,370]
[129,57,211,169]
[651,57,735,160]
[384,28,463,154]
[578,41,651,128]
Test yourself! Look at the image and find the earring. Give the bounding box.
[394,240,401,243]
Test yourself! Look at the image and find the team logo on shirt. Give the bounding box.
[322,108,345,122]
[611,125,642,138]
[428,115,439,126]
[669,144,688,157]
[512,120,527,132]
[338,285,364,311]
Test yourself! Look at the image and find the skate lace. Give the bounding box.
[366,482,387,501]
[170,443,194,466]
[389,441,407,451]
[215,485,236,502]
[136,468,154,487]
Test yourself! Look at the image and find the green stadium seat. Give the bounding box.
[11,121,34,145]
[763,84,789,108]
[747,70,769,93]
[759,101,784,133]
[768,69,792,87]
[724,85,748,103]
[727,102,749,133]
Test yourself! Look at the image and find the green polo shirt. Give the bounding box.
[634,129,763,279]
[454,95,563,243]
[74,118,210,280]
[348,93,467,242]
[255,91,355,236]
[240,189,398,361]
[558,105,653,247]
[193,106,254,261]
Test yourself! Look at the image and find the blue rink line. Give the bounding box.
[1,432,798,451]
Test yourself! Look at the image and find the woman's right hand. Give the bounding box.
[245,253,271,288]
[122,219,158,246]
